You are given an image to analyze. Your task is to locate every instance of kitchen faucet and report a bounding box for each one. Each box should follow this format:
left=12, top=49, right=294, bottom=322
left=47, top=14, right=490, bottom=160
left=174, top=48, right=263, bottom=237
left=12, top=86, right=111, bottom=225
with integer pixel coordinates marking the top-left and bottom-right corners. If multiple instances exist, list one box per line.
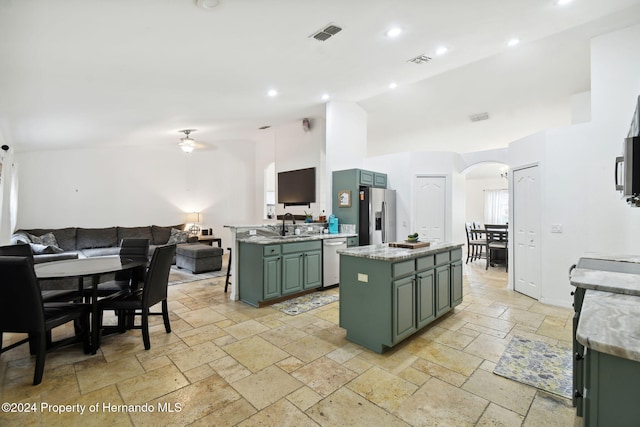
left=282, top=212, right=296, bottom=236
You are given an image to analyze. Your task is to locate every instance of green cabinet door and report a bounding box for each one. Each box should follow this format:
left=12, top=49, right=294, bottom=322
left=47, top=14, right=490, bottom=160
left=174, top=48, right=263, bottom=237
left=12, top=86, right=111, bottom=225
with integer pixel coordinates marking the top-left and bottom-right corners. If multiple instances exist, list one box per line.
left=282, top=253, right=304, bottom=295
left=359, top=170, right=375, bottom=186
left=393, top=275, right=416, bottom=343
left=303, top=250, right=322, bottom=289
left=451, top=260, right=463, bottom=307
left=373, top=172, right=387, bottom=188
left=435, top=265, right=451, bottom=317
left=417, top=269, right=436, bottom=328
left=263, top=256, right=281, bottom=299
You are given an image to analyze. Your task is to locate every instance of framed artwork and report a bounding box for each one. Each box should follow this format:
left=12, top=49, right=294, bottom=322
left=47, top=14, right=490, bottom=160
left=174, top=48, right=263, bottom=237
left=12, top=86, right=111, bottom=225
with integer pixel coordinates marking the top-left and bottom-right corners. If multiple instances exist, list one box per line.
left=338, top=190, right=351, bottom=207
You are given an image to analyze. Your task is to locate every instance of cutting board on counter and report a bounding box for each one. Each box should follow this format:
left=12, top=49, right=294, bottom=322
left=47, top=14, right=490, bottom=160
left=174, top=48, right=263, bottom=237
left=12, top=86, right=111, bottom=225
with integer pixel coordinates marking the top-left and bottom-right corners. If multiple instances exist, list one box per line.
left=389, top=241, right=431, bottom=249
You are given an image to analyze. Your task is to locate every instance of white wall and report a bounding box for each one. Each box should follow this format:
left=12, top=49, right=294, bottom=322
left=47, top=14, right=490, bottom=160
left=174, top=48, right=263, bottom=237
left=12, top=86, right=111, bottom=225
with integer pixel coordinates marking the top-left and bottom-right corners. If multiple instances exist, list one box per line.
left=14, top=142, right=256, bottom=246
left=273, top=110, right=327, bottom=219
left=465, top=176, right=508, bottom=225
left=326, top=101, right=368, bottom=214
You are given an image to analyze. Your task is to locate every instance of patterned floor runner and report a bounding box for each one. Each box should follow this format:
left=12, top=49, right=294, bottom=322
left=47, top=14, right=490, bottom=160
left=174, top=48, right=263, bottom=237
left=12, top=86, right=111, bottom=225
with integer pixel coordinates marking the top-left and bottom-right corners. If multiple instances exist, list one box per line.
left=271, top=292, right=339, bottom=315
left=493, top=336, right=572, bottom=398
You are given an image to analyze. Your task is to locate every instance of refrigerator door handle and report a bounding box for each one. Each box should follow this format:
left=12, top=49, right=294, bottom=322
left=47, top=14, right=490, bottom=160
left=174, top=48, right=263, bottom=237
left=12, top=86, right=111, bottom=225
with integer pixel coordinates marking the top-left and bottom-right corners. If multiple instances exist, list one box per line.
left=381, top=201, right=386, bottom=243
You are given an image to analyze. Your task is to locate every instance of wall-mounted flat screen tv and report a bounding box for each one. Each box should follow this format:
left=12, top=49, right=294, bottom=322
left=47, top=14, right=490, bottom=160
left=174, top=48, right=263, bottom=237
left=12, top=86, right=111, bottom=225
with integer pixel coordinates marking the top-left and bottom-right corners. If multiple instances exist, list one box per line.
left=278, top=167, right=316, bottom=207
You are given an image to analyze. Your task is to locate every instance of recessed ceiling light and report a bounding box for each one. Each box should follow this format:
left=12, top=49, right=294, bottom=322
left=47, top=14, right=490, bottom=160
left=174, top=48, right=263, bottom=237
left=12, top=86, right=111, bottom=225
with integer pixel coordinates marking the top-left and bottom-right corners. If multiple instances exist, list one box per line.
left=267, top=89, right=278, bottom=97
left=435, top=46, right=448, bottom=55
left=321, top=93, right=330, bottom=101
left=389, top=82, right=398, bottom=89
left=507, top=38, right=520, bottom=47
left=385, top=27, right=403, bottom=38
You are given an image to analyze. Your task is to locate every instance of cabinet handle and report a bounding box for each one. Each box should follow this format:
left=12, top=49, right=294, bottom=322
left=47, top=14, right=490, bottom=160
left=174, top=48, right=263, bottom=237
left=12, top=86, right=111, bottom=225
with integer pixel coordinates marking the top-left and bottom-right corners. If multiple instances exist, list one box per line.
left=574, top=390, right=583, bottom=399
left=575, top=352, right=583, bottom=361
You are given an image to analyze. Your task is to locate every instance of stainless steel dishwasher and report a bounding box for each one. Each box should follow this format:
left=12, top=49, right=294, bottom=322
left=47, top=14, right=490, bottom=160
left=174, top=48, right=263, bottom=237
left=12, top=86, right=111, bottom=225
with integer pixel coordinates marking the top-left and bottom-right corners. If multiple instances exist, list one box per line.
left=323, top=237, right=347, bottom=288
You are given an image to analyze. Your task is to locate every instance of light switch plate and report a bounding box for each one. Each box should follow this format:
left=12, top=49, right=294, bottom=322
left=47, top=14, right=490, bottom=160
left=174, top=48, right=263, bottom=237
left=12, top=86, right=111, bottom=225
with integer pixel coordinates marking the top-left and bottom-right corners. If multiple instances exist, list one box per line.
left=551, top=224, right=563, bottom=233
left=357, top=273, right=368, bottom=283
left=249, top=229, right=257, bottom=235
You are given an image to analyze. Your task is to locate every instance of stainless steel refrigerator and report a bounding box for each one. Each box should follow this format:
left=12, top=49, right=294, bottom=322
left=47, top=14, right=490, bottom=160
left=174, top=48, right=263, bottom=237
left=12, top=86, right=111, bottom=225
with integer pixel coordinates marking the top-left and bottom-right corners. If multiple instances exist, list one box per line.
left=358, top=187, right=396, bottom=245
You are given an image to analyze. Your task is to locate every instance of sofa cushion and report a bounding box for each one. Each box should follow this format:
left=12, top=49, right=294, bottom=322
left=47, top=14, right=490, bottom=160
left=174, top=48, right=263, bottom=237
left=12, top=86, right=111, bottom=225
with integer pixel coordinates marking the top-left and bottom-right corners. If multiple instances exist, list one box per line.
left=76, top=227, right=118, bottom=250
left=167, top=228, right=190, bottom=244
left=81, top=247, right=121, bottom=258
left=17, top=228, right=77, bottom=251
left=152, top=224, right=184, bottom=245
left=29, top=243, right=65, bottom=254
left=117, top=226, right=153, bottom=243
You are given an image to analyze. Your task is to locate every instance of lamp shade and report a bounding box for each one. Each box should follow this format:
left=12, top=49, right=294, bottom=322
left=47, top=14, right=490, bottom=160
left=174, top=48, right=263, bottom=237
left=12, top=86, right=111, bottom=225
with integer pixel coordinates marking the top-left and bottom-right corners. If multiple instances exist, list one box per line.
left=185, top=212, right=200, bottom=224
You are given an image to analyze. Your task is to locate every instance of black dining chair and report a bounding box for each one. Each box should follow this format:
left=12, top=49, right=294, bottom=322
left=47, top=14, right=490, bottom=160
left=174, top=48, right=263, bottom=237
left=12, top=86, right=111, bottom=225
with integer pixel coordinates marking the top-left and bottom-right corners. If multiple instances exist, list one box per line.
left=485, top=228, right=508, bottom=271
left=97, top=244, right=175, bottom=350
left=464, top=223, right=485, bottom=263
left=0, top=256, right=90, bottom=385
left=83, top=238, right=150, bottom=299
left=0, top=243, right=81, bottom=302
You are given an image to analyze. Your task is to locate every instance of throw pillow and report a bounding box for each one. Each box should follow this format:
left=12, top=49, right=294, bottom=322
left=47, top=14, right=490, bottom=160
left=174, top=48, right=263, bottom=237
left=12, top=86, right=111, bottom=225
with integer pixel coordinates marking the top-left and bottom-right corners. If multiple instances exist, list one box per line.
left=28, top=232, right=63, bottom=252
left=167, top=228, right=190, bottom=244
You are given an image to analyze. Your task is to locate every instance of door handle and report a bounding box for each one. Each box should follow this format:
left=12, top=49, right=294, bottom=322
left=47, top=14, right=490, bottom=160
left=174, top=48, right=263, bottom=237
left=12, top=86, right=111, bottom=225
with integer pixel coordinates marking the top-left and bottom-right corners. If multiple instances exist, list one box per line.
left=381, top=201, right=386, bottom=243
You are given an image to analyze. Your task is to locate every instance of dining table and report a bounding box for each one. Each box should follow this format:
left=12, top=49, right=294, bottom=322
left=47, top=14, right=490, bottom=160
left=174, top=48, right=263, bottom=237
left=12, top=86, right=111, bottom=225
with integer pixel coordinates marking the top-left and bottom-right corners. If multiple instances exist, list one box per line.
left=470, top=227, right=508, bottom=268
left=35, top=255, right=148, bottom=354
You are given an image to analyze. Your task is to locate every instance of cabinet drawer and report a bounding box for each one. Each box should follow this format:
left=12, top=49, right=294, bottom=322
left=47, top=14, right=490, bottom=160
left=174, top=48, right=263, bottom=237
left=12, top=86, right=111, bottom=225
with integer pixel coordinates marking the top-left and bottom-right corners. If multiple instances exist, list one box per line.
left=435, top=251, right=450, bottom=266
left=416, top=255, right=435, bottom=271
left=263, top=245, right=281, bottom=256
left=393, top=260, right=415, bottom=278
left=450, top=248, right=462, bottom=261
left=282, top=240, right=322, bottom=254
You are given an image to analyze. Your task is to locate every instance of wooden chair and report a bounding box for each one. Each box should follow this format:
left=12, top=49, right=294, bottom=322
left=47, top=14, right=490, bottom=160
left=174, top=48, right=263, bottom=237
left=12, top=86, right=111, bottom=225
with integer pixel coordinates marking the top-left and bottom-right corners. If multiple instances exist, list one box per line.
left=97, top=245, right=175, bottom=350
left=0, top=256, right=90, bottom=385
left=485, top=228, right=508, bottom=271
left=465, top=223, right=485, bottom=263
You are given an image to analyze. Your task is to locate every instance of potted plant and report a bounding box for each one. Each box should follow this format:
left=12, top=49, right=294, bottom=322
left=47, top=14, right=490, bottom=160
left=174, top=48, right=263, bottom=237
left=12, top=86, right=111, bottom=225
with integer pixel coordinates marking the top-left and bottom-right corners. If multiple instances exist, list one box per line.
left=304, top=210, right=313, bottom=223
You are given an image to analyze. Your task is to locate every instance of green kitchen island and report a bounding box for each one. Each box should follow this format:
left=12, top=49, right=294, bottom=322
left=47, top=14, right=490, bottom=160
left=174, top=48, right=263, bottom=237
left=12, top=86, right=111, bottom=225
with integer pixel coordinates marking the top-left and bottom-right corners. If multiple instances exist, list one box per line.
left=338, top=242, right=463, bottom=353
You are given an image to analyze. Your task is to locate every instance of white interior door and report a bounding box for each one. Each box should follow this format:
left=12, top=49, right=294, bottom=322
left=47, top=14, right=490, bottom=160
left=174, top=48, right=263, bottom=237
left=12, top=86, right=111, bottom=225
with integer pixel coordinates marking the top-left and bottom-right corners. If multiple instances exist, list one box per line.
left=414, top=176, right=446, bottom=243
left=513, top=165, right=541, bottom=300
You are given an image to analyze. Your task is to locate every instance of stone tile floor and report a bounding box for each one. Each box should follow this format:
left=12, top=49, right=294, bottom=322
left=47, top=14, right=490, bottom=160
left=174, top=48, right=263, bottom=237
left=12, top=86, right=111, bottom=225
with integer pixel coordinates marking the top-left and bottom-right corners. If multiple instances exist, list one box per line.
left=0, top=257, right=581, bottom=426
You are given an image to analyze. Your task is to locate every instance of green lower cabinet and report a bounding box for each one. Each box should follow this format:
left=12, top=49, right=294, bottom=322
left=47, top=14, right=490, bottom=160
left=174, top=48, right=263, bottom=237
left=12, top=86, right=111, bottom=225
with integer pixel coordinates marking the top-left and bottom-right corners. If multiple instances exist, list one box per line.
left=393, top=276, right=417, bottom=343
left=282, top=253, right=304, bottom=295
left=263, top=256, right=282, bottom=299
left=451, top=260, right=463, bottom=307
left=435, top=265, right=451, bottom=317
left=303, top=250, right=322, bottom=289
left=340, top=246, right=463, bottom=353
left=417, top=269, right=436, bottom=327
left=584, top=349, right=640, bottom=427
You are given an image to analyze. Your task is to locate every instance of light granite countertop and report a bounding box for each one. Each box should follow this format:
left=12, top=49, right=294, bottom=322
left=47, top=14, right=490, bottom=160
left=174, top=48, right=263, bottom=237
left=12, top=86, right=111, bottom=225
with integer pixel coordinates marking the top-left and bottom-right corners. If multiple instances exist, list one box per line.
left=237, top=233, right=357, bottom=245
left=577, top=289, right=640, bottom=362
left=570, top=269, right=640, bottom=296
left=337, top=242, right=463, bottom=262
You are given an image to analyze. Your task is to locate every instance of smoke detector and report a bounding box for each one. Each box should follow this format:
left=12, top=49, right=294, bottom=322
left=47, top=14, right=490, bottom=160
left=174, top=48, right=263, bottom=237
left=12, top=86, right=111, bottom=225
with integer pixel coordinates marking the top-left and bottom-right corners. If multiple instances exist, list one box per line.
left=196, top=0, right=220, bottom=9
left=310, top=23, right=343, bottom=42
left=469, top=112, right=490, bottom=122
left=407, top=54, right=432, bottom=65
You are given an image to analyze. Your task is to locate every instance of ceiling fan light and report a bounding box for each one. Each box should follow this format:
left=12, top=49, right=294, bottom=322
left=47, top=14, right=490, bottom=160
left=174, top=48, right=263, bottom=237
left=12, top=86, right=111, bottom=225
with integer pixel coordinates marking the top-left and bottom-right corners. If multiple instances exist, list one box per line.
left=180, top=143, right=195, bottom=153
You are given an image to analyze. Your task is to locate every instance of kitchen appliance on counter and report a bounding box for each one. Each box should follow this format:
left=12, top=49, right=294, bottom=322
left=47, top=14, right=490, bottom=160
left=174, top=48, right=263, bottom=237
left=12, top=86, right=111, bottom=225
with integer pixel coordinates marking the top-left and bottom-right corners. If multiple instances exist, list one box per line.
left=358, top=187, right=396, bottom=245
left=322, top=237, right=347, bottom=288
left=615, top=95, right=640, bottom=205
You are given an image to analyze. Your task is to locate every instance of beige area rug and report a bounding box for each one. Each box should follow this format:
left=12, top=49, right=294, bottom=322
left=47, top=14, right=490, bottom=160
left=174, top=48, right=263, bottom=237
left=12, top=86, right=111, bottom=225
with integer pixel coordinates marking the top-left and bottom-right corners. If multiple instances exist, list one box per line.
left=168, top=266, right=226, bottom=285
left=271, top=292, right=339, bottom=315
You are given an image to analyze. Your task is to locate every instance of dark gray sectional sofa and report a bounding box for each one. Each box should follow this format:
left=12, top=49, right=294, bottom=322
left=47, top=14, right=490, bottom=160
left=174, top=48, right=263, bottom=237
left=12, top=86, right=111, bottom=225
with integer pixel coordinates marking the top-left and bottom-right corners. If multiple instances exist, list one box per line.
left=11, top=224, right=197, bottom=264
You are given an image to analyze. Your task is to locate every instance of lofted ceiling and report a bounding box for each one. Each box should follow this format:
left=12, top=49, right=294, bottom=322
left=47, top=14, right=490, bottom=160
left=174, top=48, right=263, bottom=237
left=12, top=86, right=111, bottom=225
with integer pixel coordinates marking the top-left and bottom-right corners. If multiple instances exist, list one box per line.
left=1, top=0, right=640, bottom=154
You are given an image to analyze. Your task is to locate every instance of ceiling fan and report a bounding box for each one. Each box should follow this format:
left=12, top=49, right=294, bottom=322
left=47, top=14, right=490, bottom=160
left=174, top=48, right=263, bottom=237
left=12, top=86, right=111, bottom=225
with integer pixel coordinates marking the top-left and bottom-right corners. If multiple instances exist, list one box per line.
left=177, top=129, right=210, bottom=153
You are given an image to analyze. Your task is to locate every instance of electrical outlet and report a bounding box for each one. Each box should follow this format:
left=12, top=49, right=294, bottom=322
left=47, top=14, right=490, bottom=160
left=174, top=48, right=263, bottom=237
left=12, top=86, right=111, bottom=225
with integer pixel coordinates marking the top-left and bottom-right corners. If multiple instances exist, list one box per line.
left=551, top=224, right=563, bottom=233
left=307, top=227, right=313, bottom=232
left=357, top=273, right=368, bottom=283
left=249, top=229, right=257, bottom=235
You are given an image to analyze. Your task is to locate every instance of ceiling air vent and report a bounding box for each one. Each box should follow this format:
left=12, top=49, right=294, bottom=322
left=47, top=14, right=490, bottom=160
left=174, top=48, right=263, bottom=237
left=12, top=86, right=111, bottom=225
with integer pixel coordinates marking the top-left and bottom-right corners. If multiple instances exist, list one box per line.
left=407, top=54, right=432, bottom=64
left=469, top=112, right=490, bottom=122
left=310, top=24, right=342, bottom=42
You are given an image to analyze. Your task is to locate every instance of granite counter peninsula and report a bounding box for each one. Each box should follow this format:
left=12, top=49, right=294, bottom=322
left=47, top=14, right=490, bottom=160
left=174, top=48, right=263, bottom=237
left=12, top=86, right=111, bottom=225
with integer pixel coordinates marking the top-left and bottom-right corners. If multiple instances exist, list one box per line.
left=337, top=242, right=463, bottom=353
left=570, top=255, right=640, bottom=426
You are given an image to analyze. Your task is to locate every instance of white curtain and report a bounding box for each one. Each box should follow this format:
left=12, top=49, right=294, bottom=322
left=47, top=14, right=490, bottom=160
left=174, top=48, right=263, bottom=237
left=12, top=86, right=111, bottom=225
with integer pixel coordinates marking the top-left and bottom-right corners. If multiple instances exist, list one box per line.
left=0, top=148, right=17, bottom=245
left=484, top=189, right=508, bottom=225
